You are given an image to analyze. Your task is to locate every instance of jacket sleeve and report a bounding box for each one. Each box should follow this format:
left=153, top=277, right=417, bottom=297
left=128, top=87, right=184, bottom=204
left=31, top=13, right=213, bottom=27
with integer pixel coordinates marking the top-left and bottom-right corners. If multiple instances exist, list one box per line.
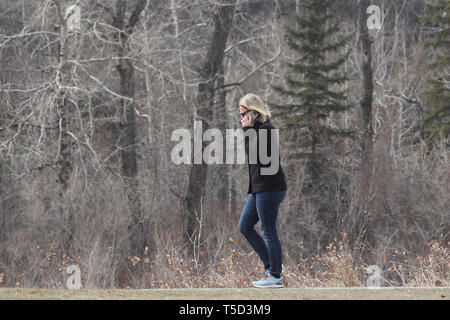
left=242, top=126, right=252, bottom=156
left=258, top=123, right=274, bottom=168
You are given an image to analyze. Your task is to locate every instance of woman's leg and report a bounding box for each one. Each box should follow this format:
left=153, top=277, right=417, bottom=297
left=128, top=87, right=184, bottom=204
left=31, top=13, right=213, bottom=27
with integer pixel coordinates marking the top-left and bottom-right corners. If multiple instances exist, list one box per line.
left=255, top=190, right=286, bottom=276
left=238, top=194, right=270, bottom=269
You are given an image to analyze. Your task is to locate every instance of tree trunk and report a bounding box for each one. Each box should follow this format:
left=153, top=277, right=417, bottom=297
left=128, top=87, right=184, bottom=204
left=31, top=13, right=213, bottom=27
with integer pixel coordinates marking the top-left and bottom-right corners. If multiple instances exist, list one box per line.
left=54, top=1, right=75, bottom=254
left=359, top=0, right=374, bottom=166
left=358, top=0, right=375, bottom=247
left=214, top=63, right=231, bottom=216
left=182, top=0, right=236, bottom=258
left=113, top=0, right=150, bottom=258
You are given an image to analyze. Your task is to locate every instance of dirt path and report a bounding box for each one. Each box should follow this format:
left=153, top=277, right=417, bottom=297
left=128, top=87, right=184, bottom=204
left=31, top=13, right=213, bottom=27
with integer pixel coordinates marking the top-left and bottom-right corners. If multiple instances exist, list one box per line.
left=1, top=287, right=449, bottom=300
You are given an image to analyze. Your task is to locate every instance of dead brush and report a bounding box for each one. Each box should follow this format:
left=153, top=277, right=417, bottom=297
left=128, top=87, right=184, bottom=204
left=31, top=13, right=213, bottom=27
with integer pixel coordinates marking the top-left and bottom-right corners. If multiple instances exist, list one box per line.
left=210, top=238, right=262, bottom=288
left=146, top=238, right=264, bottom=288
left=6, top=238, right=448, bottom=288
left=387, top=240, right=450, bottom=286
left=143, top=235, right=364, bottom=288
left=284, top=235, right=362, bottom=287
left=317, top=238, right=361, bottom=286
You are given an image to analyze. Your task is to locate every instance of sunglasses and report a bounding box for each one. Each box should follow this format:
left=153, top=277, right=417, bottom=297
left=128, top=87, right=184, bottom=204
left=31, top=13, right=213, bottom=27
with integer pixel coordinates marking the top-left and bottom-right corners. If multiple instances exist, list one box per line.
left=239, top=109, right=250, bottom=118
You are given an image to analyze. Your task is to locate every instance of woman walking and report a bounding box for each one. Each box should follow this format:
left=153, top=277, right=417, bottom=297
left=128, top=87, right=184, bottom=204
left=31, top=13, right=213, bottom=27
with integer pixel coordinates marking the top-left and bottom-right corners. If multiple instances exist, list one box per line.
left=238, top=93, right=288, bottom=288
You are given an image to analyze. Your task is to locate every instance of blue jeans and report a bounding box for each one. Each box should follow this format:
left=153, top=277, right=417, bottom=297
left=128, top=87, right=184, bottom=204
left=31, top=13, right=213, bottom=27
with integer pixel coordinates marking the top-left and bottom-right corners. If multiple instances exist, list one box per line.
left=238, top=190, right=286, bottom=275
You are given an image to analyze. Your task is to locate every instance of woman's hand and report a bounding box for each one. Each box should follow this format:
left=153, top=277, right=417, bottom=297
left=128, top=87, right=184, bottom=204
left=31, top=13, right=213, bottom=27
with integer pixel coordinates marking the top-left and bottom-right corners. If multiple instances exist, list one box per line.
left=241, top=113, right=255, bottom=127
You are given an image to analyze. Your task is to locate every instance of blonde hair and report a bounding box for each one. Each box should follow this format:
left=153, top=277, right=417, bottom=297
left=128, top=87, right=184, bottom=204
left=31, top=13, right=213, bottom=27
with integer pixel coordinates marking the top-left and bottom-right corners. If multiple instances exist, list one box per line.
left=239, top=93, right=272, bottom=123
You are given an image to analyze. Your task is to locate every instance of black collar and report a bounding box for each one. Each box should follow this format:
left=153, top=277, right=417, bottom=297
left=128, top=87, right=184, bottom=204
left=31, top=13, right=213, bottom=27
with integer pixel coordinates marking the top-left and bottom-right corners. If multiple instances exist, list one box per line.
left=254, top=118, right=270, bottom=129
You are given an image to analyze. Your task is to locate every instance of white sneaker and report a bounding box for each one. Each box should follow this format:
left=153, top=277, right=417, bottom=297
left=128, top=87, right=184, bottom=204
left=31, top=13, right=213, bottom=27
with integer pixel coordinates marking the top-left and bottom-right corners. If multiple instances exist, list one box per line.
left=252, top=274, right=283, bottom=289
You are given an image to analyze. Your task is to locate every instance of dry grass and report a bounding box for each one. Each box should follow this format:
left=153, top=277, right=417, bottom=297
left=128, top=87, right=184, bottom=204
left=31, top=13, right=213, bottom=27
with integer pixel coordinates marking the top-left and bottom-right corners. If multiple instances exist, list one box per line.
left=2, top=234, right=448, bottom=290
left=0, top=287, right=449, bottom=300
left=111, top=236, right=449, bottom=289
left=137, top=236, right=449, bottom=289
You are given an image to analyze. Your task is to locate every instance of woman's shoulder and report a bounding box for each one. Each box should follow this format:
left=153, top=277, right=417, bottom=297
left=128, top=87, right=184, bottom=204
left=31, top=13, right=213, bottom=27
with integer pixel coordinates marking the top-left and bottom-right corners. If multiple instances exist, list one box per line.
left=259, top=119, right=275, bottom=130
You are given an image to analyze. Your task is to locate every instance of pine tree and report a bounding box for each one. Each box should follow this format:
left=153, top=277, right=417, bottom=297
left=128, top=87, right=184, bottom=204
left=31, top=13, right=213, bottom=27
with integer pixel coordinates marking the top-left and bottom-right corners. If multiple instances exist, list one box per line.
left=271, top=0, right=354, bottom=191
left=421, top=0, right=450, bottom=145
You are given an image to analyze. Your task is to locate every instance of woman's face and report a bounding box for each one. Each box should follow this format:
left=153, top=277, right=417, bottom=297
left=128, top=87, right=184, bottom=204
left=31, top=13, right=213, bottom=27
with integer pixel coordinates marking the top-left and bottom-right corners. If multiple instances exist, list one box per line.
left=239, top=105, right=249, bottom=118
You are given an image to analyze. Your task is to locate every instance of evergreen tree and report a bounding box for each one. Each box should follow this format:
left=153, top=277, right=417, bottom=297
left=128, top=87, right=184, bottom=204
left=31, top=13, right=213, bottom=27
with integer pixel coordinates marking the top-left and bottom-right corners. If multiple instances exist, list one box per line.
left=421, top=0, right=450, bottom=145
left=271, top=0, right=354, bottom=191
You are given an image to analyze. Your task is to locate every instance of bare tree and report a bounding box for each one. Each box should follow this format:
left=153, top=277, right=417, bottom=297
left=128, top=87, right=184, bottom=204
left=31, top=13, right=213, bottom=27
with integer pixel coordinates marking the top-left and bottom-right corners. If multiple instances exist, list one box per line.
left=182, top=0, right=237, bottom=258
left=359, top=0, right=374, bottom=184
left=111, top=0, right=150, bottom=258
left=52, top=0, right=78, bottom=253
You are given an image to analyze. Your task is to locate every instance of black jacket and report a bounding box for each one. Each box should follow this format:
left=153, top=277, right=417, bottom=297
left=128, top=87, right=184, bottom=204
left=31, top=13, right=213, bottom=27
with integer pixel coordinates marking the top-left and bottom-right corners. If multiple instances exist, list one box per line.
left=242, top=118, right=288, bottom=194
